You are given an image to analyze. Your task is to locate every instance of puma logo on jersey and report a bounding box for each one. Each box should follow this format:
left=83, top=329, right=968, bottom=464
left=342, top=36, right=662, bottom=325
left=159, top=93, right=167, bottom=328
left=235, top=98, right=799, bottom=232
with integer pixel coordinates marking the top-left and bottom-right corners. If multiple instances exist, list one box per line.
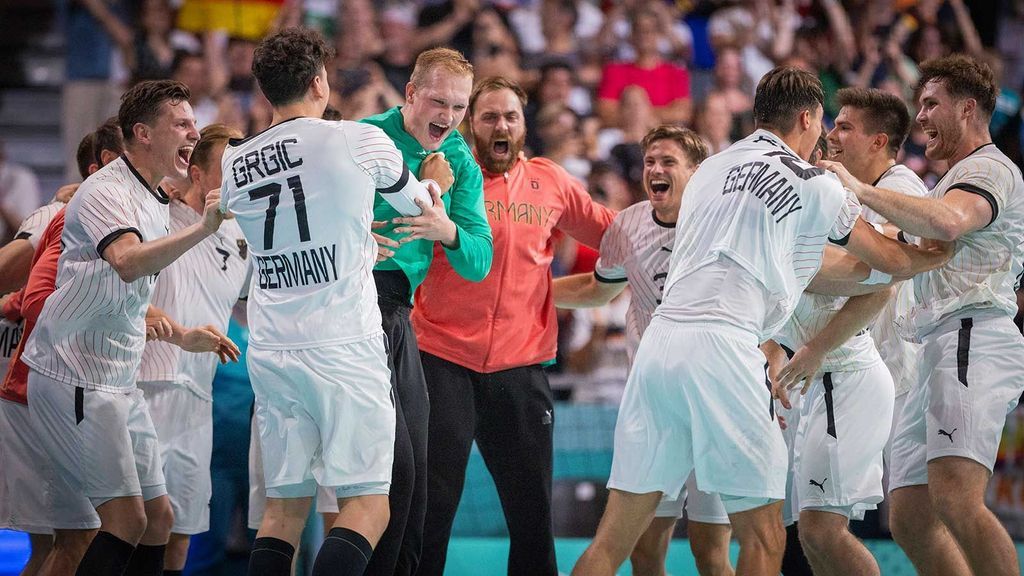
left=809, top=478, right=827, bottom=493
left=660, top=246, right=672, bottom=253
left=938, top=428, right=958, bottom=443
left=542, top=410, right=552, bottom=425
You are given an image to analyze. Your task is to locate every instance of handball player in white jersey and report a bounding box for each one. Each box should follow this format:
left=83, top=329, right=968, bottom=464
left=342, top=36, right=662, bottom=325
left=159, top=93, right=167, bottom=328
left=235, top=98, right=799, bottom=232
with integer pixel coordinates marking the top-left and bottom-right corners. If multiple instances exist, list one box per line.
left=822, top=54, right=1024, bottom=576
left=22, top=79, right=227, bottom=576
left=572, top=66, right=951, bottom=576
left=220, top=28, right=438, bottom=576
left=554, top=126, right=735, bottom=576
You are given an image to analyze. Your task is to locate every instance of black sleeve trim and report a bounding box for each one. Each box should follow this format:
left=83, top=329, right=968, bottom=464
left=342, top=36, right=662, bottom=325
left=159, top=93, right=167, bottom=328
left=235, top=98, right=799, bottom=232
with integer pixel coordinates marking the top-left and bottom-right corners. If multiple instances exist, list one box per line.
left=377, top=163, right=411, bottom=195
left=897, top=230, right=908, bottom=244
left=97, top=228, right=143, bottom=259
left=828, top=230, right=853, bottom=246
left=14, top=231, right=32, bottom=241
left=594, top=270, right=628, bottom=284
left=950, top=182, right=998, bottom=226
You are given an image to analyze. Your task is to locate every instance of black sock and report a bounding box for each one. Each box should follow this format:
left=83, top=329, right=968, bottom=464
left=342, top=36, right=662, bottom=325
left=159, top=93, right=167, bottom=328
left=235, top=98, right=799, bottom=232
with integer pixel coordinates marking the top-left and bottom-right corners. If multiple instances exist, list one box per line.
left=311, top=527, right=374, bottom=576
left=781, top=522, right=814, bottom=576
left=125, top=544, right=166, bottom=576
left=248, top=537, right=295, bottom=576
left=163, top=571, right=183, bottom=576
left=75, top=531, right=135, bottom=576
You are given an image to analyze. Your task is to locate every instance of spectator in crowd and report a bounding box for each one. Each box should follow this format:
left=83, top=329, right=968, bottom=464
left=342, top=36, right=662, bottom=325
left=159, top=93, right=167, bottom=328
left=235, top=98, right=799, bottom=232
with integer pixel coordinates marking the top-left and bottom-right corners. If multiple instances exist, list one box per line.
left=597, top=7, right=692, bottom=127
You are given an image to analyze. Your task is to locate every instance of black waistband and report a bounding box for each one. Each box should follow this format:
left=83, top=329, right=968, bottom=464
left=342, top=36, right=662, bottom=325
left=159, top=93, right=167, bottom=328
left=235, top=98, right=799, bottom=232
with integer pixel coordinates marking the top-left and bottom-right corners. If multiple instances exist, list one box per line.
left=374, top=269, right=412, bottom=310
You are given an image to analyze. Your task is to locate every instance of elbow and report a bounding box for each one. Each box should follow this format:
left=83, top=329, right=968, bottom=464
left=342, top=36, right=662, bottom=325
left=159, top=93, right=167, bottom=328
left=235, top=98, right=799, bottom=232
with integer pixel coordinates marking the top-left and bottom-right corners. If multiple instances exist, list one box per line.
left=931, top=215, right=966, bottom=243
left=110, top=258, right=144, bottom=284
left=466, top=263, right=491, bottom=283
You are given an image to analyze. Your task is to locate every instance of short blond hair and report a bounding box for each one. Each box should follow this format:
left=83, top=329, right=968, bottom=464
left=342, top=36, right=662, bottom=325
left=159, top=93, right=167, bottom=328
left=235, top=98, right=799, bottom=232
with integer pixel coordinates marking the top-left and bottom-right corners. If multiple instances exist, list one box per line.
left=190, top=123, right=244, bottom=174
left=410, top=48, right=474, bottom=87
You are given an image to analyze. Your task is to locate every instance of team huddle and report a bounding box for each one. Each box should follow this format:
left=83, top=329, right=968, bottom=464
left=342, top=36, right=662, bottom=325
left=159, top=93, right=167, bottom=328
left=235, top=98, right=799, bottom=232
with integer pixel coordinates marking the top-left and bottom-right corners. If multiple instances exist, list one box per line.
left=0, top=24, right=1021, bottom=576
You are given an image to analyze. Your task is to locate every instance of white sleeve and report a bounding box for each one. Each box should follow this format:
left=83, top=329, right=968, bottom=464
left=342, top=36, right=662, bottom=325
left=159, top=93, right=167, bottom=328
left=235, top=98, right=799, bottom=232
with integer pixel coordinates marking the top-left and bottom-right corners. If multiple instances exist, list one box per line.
left=827, top=189, right=862, bottom=246
left=594, top=217, right=628, bottom=283
left=15, top=202, right=63, bottom=249
left=348, top=122, right=431, bottom=217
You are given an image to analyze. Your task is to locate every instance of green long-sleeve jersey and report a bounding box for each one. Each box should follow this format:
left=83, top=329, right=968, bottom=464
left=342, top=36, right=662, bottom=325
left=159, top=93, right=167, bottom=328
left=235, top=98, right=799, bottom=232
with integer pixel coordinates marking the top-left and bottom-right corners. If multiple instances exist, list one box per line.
left=360, top=107, right=492, bottom=299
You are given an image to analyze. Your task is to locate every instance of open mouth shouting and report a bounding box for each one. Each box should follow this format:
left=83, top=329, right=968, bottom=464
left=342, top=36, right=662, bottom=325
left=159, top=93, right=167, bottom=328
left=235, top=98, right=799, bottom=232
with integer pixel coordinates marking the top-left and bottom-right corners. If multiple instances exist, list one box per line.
left=923, top=126, right=939, bottom=150
left=175, top=145, right=194, bottom=171
left=492, top=138, right=510, bottom=157
left=428, top=121, right=450, bottom=143
left=649, top=179, right=671, bottom=198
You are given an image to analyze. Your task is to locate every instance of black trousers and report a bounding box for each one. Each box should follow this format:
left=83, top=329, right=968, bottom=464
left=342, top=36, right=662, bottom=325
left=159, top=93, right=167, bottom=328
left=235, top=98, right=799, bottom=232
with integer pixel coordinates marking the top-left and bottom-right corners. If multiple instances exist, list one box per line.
left=417, top=352, right=556, bottom=576
left=365, top=274, right=429, bottom=576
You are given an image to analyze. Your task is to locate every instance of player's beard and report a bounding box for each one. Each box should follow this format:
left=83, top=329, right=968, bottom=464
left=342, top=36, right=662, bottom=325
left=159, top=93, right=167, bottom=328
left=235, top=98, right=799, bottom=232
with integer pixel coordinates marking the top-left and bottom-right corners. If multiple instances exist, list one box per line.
left=479, top=130, right=525, bottom=174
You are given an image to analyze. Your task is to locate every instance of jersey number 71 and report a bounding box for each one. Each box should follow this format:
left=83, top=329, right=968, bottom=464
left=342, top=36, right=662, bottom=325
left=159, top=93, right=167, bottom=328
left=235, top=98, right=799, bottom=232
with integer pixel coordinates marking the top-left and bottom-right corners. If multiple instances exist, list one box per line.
left=248, top=175, right=311, bottom=250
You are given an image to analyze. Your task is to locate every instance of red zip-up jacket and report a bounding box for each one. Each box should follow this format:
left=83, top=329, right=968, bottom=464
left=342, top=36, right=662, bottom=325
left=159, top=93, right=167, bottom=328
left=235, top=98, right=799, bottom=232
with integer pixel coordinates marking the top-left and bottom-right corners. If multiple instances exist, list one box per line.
left=411, top=156, right=615, bottom=373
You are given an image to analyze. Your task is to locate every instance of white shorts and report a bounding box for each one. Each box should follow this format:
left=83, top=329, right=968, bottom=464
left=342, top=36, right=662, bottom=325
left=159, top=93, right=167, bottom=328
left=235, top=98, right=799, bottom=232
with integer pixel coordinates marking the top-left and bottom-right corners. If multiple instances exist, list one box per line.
left=884, top=390, right=909, bottom=478
left=0, top=399, right=100, bottom=533
left=247, top=422, right=344, bottom=530
left=27, top=371, right=166, bottom=515
left=778, top=393, right=803, bottom=527
left=655, top=472, right=730, bottom=524
left=890, top=315, right=1024, bottom=491
left=141, top=382, right=213, bottom=535
left=794, top=363, right=893, bottom=516
left=248, top=339, right=394, bottom=501
left=608, top=321, right=787, bottom=504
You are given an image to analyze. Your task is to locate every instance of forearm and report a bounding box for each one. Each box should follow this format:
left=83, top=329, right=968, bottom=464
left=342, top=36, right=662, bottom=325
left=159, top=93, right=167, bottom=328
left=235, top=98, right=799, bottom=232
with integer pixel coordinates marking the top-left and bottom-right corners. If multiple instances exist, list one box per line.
left=554, top=273, right=624, bottom=308
left=858, top=184, right=959, bottom=240
left=806, top=277, right=890, bottom=297
left=110, top=223, right=210, bottom=283
left=806, top=287, right=894, bottom=356
left=444, top=227, right=492, bottom=282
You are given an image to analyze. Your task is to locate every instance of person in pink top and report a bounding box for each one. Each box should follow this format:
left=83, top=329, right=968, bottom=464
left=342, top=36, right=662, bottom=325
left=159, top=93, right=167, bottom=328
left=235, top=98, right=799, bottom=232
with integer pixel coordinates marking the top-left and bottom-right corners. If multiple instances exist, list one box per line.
left=411, top=76, right=615, bottom=576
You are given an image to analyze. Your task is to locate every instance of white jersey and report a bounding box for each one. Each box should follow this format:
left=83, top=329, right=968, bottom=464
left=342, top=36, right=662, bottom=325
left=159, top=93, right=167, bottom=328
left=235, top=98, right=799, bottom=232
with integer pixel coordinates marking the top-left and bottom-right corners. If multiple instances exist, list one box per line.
left=902, top=144, right=1024, bottom=340
left=221, top=118, right=416, bottom=349
left=13, top=202, right=65, bottom=249
left=0, top=202, right=66, bottom=380
left=593, top=201, right=675, bottom=362
left=23, top=157, right=170, bottom=393
left=655, top=129, right=862, bottom=342
left=865, top=165, right=927, bottom=394
left=137, top=200, right=250, bottom=400
left=775, top=292, right=882, bottom=372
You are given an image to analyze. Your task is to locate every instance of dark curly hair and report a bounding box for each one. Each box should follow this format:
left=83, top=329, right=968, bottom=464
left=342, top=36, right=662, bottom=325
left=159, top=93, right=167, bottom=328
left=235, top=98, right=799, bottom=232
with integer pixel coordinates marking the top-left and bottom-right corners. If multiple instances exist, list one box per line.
left=918, top=54, right=998, bottom=120
left=118, top=80, right=191, bottom=142
left=253, top=27, right=335, bottom=106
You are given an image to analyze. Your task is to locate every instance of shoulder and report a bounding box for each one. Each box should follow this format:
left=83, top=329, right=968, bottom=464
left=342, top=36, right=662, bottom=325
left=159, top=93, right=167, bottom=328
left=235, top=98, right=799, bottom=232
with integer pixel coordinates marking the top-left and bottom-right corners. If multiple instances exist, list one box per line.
left=359, top=107, right=399, bottom=129
left=879, top=165, right=928, bottom=197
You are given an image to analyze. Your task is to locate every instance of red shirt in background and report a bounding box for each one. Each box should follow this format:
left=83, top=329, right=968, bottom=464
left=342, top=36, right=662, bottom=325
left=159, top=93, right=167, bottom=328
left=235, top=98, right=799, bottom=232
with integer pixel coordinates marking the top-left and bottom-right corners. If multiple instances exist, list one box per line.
left=1, top=208, right=65, bottom=404
left=597, top=61, right=691, bottom=107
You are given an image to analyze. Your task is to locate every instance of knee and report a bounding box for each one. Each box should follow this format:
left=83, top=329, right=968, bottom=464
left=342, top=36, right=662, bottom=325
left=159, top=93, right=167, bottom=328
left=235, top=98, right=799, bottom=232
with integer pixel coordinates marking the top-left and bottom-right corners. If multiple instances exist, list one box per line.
left=736, top=522, right=785, bottom=557
left=691, top=540, right=732, bottom=575
left=797, top=519, right=838, bottom=558
left=146, top=497, right=176, bottom=538
left=629, top=539, right=666, bottom=576
left=930, top=491, right=984, bottom=533
left=54, top=529, right=99, bottom=560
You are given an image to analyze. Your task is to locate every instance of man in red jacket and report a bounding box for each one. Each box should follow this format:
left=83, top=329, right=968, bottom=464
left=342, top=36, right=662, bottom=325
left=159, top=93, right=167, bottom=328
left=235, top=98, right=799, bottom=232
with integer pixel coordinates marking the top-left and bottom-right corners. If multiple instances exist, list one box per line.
left=410, top=76, right=616, bottom=576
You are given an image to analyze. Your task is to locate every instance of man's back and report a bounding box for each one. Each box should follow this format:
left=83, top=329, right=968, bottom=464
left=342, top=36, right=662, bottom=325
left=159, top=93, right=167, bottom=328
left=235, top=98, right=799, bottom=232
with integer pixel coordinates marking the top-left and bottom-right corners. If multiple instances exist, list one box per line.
left=221, top=118, right=398, bottom=349
left=655, top=129, right=856, bottom=341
